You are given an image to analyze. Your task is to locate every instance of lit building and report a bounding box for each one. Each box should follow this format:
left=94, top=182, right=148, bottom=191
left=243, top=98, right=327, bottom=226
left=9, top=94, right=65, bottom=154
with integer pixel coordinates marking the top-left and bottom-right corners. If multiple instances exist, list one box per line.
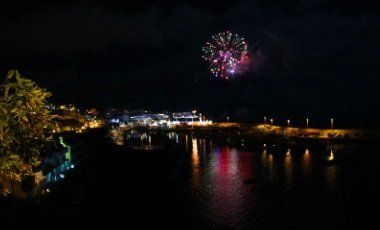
left=172, top=112, right=199, bottom=124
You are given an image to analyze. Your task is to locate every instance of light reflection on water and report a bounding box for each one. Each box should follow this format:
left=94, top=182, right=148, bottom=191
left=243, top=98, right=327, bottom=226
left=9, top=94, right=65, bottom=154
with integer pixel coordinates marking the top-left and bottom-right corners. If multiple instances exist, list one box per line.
left=112, top=130, right=375, bottom=227
left=302, top=148, right=311, bottom=178
left=191, top=138, right=200, bottom=185
left=171, top=132, right=340, bottom=226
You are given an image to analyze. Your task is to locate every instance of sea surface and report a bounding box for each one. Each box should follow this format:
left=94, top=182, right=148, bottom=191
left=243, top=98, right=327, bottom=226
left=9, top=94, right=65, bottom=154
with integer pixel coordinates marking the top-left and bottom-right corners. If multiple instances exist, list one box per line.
left=1, top=129, right=379, bottom=229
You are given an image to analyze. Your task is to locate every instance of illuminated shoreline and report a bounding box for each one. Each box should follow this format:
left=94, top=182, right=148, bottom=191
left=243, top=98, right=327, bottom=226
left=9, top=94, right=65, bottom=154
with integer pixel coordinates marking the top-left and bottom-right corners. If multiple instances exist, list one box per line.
left=113, top=122, right=380, bottom=140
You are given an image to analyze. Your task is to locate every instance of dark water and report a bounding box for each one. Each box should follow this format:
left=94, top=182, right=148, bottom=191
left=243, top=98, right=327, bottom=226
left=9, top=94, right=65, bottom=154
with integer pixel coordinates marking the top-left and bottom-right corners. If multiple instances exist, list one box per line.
left=115, top=130, right=379, bottom=229
left=1, top=129, right=379, bottom=229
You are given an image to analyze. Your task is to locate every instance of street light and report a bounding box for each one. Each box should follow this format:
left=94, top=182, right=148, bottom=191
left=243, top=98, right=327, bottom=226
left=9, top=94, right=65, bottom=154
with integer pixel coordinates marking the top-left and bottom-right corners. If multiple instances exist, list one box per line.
left=287, top=119, right=290, bottom=127
left=306, top=118, right=309, bottom=129
left=270, top=118, right=273, bottom=125
left=331, top=118, right=334, bottom=130
left=227, top=116, right=230, bottom=122
left=264, top=116, right=267, bottom=124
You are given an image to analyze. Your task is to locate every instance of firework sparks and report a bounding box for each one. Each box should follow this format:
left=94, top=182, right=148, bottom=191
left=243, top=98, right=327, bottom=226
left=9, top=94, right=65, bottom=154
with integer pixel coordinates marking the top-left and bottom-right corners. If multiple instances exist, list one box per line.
left=202, top=31, right=248, bottom=79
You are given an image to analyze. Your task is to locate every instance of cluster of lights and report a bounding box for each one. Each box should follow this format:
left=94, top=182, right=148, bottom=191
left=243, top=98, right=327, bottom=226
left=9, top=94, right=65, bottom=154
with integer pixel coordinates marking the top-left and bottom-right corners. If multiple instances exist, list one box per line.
left=52, top=118, right=103, bottom=134
left=75, top=120, right=102, bottom=133
left=58, top=104, right=78, bottom=112
left=263, top=116, right=335, bottom=129
left=202, top=31, right=248, bottom=79
left=167, top=120, right=213, bottom=127
left=109, top=111, right=213, bottom=128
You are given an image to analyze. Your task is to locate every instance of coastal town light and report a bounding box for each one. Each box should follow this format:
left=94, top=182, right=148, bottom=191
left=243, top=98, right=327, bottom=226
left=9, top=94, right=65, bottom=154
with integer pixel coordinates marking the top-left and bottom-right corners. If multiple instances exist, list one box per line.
left=287, top=119, right=290, bottom=127
left=306, top=118, right=309, bottom=129
left=270, top=118, right=273, bottom=125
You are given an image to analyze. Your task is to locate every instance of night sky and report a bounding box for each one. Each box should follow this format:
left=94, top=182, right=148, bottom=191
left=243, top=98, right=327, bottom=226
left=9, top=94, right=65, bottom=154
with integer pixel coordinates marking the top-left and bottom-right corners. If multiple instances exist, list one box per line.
left=1, top=0, right=379, bottom=127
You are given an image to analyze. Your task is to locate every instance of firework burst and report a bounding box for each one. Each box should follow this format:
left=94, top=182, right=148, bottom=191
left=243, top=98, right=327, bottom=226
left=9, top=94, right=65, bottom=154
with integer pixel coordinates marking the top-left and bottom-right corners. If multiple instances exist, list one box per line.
left=202, top=31, right=248, bottom=79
